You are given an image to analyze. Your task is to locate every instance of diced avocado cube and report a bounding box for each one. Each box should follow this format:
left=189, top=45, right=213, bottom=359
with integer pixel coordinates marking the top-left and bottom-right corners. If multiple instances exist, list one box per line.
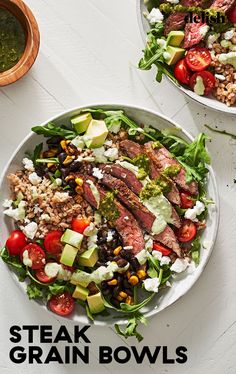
left=60, top=244, right=79, bottom=267
left=165, top=46, right=185, bottom=65
left=78, top=247, right=98, bottom=267
left=167, top=31, right=185, bottom=47
left=70, top=270, right=91, bottom=287
left=72, top=285, right=89, bottom=301
left=61, top=229, right=83, bottom=250
left=84, top=119, right=108, bottom=148
left=71, top=113, right=93, bottom=134
left=87, top=292, right=105, bottom=314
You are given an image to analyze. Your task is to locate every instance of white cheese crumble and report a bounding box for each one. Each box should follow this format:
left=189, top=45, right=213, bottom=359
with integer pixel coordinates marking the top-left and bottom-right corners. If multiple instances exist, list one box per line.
left=146, top=8, right=164, bottom=24
left=30, top=186, right=38, bottom=199
left=23, top=221, right=38, bottom=239
left=106, top=230, right=114, bottom=242
left=184, top=200, right=205, bottom=222
left=92, top=147, right=107, bottom=163
left=193, top=76, right=205, bottom=96
left=92, top=167, right=104, bottom=180
left=206, top=33, right=220, bottom=49
left=215, top=74, right=226, bottom=81
left=123, top=245, right=133, bottom=250
left=83, top=223, right=97, bottom=237
left=152, top=250, right=162, bottom=261
left=87, top=233, right=98, bottom=250
left=22, top=250, right=32, bottom=267
left=135, top=249, right=148, bottom=265
left=124, top=216, right=129, bottom=221
left=199, top=25, right=209, bottom=37
left=160, top=256, right=171, bottom=266
left=4, top=200, right=26, bottom=221
left=143, top=277, right=160, bottom=293
left=163, top=51, right=171, bottom=60
left=41, top=214, right=50, bottom=222
left=57, top=266, right=72, bottom=281
left=33, top=205, right=43, bottom=214
left=103, top=147, right=119, bottom=161
left=22, top=158, right=35, bottom=171
left=104, top=140, right=113, bottom=146
left=156, top=38, right=167, bottom=48
left=144, top=234, right=153, bottom=252
left=2, top=199, right=13, bottom=208
left=224, top=29, right=234, bottom=40
left=44, top=263, right=61, bottom=278
left=28, top=172, right=42, bottom=186
left=170, top=258, right=189, bottom=273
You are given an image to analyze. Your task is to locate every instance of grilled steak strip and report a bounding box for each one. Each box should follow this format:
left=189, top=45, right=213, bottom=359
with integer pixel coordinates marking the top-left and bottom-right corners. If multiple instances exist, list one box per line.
left=82, top=175, right=145, bottom=255
left=154, top=226, right=181, bottom=256
left=211, top=0, right=235, bottom=11
left=164, top=12, right=187, bottom=37
left=143, top=141, right=198, bottom=195
left=119, top=139, right=181, bottom=205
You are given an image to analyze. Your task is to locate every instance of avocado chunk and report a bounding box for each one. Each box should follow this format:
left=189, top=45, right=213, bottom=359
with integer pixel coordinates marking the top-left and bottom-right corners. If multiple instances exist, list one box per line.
left=78, top=247, right=98, bottom=267
left=60, top=244, right=79, bottom=267
left=70, top=270, right=91, bottom=287
left=72, top=285, right=89, bottom=301
left=167, top=31, right=185, bottom=47
left=84, top=119, right=108, bottom=148
left=61, top=229, right=83, bottom=250
left=87, top=292, right=105, bottom=314
left=165, top=46, right=185, bottom=65
left=71, top=113, right=92, bottom=134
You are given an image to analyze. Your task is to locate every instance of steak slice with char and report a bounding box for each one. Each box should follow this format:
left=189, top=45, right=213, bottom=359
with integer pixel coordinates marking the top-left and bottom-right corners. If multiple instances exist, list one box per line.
left=82, top=175, right=145, bottom=255
left=154, top=226, right=181, bottom=256
left=164, top=12, right=187, bottom=37
left=120, top=139, right=181, bottom=206
left=144, top=141, right=198, bottom=195
left=211, top=0, right=235, bottom=11
left=183, top=21, right=207, bottom=49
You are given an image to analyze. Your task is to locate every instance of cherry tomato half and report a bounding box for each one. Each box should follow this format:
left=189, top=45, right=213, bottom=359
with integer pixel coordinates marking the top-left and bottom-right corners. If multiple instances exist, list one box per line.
left=44, top=230, right=63, bottom=254
left=20, top=243, right=46, bottom=270
left=228, top=4, right=236, bottom=23
left=185, top=47, right=211, bottom=71
left=190, top=71, right=215, bottom=96
left=6, top=230, right=27, bottom=256
left=35, top=268, right=56, bottom=283
left=176, top=219, right=197, bottom=242
left=71, top=217, right=90, bottom=234
left=153, top=243, right=172, bottom=256
left=48, top=292, right=75, bottom=316
left=174, top=59, right=191, bottom=85
left=180, top=192, right=195, bottom=209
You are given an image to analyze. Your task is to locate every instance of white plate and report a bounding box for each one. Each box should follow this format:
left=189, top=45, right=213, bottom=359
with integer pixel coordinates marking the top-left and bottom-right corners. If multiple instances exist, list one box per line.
left=0, top=104, right=219, bottom=325
left=137, top=0, right=236, bottom=115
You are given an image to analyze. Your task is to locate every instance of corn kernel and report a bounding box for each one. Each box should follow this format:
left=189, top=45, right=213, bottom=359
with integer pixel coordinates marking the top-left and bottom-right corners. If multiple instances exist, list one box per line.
left=75, top=177, right=83, bottom=186
left=60, top=140, right=70, bottom=151
left=63, top=155, right=74, bottom=165
left=125, top=296, right=133, bottom=305
left=137, top=269, right=146, bottom=280
left=47, top=162, right=55, bottom=169
left=107, top=279, right=118, bottom=286
left=75, top=185, right=83, bottom=194
left=117, top=296, right=123, bottom=302
left=128, top=275, right=139, bottom=286
left=65, top=175, right=75, bottom=182
left=113, top=246, right=122, bottom=256
left=126, top=271, right=131, bottom=279
left=43, top=148, right=58, bottom=158
left=119, top=291, right=127, bottom=299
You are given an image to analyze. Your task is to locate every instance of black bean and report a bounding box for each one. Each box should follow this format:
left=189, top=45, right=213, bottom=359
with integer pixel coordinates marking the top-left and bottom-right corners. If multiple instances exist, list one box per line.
left=68, top=179, right=76, bottom=189
left=60, top=168, right=70, bottom=179
left=102, top=288, right=111, bottom=296
left=117, top=258, right=128, bottom=268
left=123, top=279, right=131, bottom=289
left=68, top=161, right=80, bottom=172
left=46, top=136, right=63, bottom=145
left=130, top=258, right=139, bottom=271
left=96, top=261, right=106, bottom=267
left=101, top=281, right=108, bottom=289
left=120, top=249, right=132, bottom=260
left=113, top=255, right=121, bottom=262
left=125, top=288, right=133, bottom=296
left=110, top=297, right=120, bottom=308
left=113, top=286, right=121, bottom=296
left=107, top=255, right=114, bottom=262
left=58, top=152, right=67, bottom=165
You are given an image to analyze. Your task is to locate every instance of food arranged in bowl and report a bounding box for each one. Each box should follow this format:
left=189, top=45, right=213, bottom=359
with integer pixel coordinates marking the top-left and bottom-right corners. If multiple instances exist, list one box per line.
left=1, top=107, right=213, bottom=340
left=139, top=0, right=236, bottom=107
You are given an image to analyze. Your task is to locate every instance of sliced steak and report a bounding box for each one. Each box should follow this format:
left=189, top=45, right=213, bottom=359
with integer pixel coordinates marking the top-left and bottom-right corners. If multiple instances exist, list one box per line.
left=183, top=21, right=207, bottom=49
left=164, top=12, right=187, bottom=37
left=154, top=226, right=181, bottom=257
left=143, top=142, right=198, bottom=195
left=99, top=164, right=143, bottom=195
left=120, top=139, right=181, bottom=205
left=82, top=175, right=145, bottom=255
left=211, top=0, right=235, bottom=11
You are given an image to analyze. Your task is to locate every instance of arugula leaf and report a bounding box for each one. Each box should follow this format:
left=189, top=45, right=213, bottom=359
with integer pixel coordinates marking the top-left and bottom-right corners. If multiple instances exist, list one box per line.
left=0, top=247, right=27, bottom=282
left=191, top=235, right=201, bottom=265
left=119, top=292, right=155, bottom=313
left=32, top=122, right=76, bottom=139
left=115, top=312, right=147, bottom=342
left=27, top=282, right=44, bottom=299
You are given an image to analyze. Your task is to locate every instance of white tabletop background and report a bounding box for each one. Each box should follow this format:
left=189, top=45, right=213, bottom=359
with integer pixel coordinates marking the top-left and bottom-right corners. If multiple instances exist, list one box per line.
left=0, top=1, right=235, bottom=373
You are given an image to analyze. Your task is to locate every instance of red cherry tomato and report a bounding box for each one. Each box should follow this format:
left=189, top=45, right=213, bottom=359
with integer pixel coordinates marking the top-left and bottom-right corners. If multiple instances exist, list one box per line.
left=174, top=59, right=191, bottom=85
left=153, top=243, right=172, bottom=256
left=20, top=243, right=46, bottom=270
left=44, top=231, right=63, bottom=254
left=6, top=230, right=27, bottom=256
left=71, top=217, right=90, bottom=234
left=35, top=268, right=56, bottom=283
left=176, top=219, right=197, bottom=242
left=180, top=192, right=195, bottom=209
left=185, top=47, right=211, bottom=71
left=228, top=4, right=236, bottom=23
left=190, top=71, right=215, bottom=96
left=48, top=292, right=75, bottom=316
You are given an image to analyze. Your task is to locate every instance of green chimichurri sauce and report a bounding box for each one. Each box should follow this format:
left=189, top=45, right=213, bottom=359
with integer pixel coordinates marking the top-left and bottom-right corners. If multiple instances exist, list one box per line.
left=99, top=191, right=120, bottom=222
left=0, top=8, right=26, bottom=73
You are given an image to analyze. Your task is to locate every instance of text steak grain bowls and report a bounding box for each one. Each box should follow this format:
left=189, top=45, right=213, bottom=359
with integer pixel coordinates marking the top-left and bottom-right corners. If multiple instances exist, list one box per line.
left=138, top=0, right=236, bottom=113
left=0, top=105, right=218, bottom=341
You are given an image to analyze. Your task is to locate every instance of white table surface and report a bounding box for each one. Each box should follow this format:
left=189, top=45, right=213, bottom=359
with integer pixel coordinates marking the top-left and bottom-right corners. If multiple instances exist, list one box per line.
left=0, top=1, right=236, bottom=373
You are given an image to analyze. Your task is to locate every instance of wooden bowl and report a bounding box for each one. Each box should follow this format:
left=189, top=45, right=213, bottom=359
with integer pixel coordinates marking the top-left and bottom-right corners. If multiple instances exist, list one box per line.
left=0, top=0, right=40, bottom=86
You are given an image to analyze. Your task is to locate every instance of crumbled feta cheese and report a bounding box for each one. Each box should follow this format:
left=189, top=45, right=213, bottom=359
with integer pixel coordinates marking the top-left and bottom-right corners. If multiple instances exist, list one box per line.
left=2, top=199, right=13, bottom=208
left=23, top=221, right=38, bottom=239
left=45, top=263, right=61, bottom=278
left=92, top=167, right=104, bottom=180
left=22, top=250, right=32, bottom=267
left=123, top=246, right=133, bottom=250
left=124, top=216, right=129, bottom=221
left=206, top=33, right=220, bottom=49
left=57, top=266, right=72, bottom=281
left=106, top=230, right=114, bottom=242
left=22, top=158, right=35, bottom=171
left=104, top=140, right=113, bottom=146
left=135, top=249, right=149, bottom=265
left=199, top=25, right=209, bottom=37
left=28, top=172, right=42, bottom=186
left=24, top=218, right=30, bottom=224
left=30, top=186, right=38, bottom=199
left=146, top=8, right=163, bottom=24
left=33, top=205, right=43, bottom=214
left=41, top=214, right=50, bottom=222
left=224, top=29, right=234, bottom=40
left=87, top=233, right=98, bottom=250
left=170, top=258, right=189, bottom=273
left=83, top=223, right=97, bottom=237
left=92, top=147, right=107, bottom=163
left=215, top=74, right=226, bottom=81
left=160, top=256, right=171, bottom=266
left=184, top=200, right=205, bottom=222
left=109, top=122, right=121, bottom=134
left=103, top=147, right=119, bottom=161
left=143, top=277, right=160, bottom=293
left=152, top=250, right=162, bottom=261
left=144, top=234, right=153, bottom=252
left=4, top=200, right=26, bottom=221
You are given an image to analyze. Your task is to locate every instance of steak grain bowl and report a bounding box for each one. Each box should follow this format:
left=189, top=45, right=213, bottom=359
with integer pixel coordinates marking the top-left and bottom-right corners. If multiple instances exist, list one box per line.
left=0, top=104, right=219, bottom=340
